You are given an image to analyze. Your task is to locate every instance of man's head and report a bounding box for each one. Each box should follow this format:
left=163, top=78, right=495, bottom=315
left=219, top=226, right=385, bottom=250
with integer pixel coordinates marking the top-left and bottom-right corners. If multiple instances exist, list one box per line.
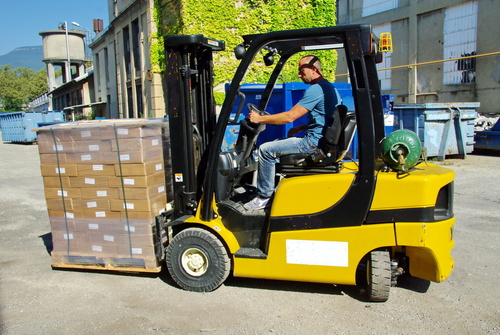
left=298, top=55, right=323, bottom=84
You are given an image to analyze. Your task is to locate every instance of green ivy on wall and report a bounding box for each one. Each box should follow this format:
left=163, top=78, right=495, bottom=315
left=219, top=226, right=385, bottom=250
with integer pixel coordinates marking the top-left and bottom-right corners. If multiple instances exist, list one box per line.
left=152, top=0, right=337, bottom=97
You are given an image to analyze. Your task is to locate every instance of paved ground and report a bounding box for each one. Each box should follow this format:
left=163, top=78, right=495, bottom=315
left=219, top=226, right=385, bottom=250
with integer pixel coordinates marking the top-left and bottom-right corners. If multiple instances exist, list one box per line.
left=0, top=137, right=498, bottom=334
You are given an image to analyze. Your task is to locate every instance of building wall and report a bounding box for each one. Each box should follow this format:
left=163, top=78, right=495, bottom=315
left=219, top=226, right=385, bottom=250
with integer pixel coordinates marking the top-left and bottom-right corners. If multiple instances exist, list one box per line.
left=336, top=0, right=500, bottom=114
left=91, top=0, right=164, bottom=119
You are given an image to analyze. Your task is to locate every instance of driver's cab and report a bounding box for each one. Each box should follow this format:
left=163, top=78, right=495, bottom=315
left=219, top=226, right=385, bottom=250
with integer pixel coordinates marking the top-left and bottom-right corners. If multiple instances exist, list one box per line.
left=209, top=27, right=381, bottom=251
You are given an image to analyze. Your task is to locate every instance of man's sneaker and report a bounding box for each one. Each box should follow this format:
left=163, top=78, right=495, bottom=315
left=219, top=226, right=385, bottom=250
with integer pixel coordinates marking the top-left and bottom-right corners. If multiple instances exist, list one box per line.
left=243, top=196, right=270, bottom=210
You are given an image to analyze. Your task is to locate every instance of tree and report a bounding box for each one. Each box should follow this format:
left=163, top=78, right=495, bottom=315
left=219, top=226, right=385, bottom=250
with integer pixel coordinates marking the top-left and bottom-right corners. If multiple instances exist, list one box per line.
left=0, top=65, right=48, bottom=112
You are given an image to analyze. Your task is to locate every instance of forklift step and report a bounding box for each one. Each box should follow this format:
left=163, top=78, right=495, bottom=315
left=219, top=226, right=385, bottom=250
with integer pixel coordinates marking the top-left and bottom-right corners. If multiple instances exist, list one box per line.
left=234, top=248, right=268, bottom=259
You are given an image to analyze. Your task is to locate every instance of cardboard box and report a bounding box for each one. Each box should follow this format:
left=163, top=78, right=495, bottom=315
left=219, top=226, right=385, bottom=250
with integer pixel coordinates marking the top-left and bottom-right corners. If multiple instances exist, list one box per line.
left=43, top=176, right=70, bottom=189
left=113, top=148, right=163, bottom=164
left=115, top=244, right=156, bottom=258
left=110, top=194, right=166, bottom=213
left=100, top=123, right=163, bottom=140
left=40, top=164, right=78, bottom=177
left=114, top=161, right=164, bottom=176
left=44, top=187, right=82, bottom=199
left=49, top=217, right=76, bottom=232
left=37, top=140, right=75, bottom=154
left=46, top=198, right=74, bottom=211
left=77, top=164, right=115, bottom=176
left=40, top=153, right=67, bottom=165
left=118, top=183, right=166, bottom=200
left=111, top=136, right=163, bottom=152
left=108, top=173, right=165, bottom=188
left=74, top=199, right=110, bottom=211
left=48, top=209, right=85, bottom=220
left=69, top=176, right=108, bottom=188
left=74, top=218, right=116, bottom=233
left=73, top=140, right=112, bottom=153
left=80, top=187, right=120, bottom=200
left=82, top=209, right=121, bottom=220
left=78, top=242, right=116, bottom=256
left=66, top=152, right=105, bottom=164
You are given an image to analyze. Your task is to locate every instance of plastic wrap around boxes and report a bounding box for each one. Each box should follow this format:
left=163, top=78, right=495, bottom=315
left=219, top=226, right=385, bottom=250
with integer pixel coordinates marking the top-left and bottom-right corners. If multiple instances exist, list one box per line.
left=37, top=119, right=172, bottom=273
left=0, top=111, right=65, bottom=143
left=393, top=103, right=479, bottom=160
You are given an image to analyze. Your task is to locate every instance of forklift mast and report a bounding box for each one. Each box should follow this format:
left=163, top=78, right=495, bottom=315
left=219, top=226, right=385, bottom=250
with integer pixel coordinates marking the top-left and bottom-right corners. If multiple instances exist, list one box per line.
left=164, top=35, right=225, bottom=218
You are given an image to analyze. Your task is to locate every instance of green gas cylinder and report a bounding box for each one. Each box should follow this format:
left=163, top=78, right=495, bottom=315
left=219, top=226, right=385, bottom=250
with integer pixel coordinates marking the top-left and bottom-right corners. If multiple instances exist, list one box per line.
left=381, top=129, right=422, bottom=171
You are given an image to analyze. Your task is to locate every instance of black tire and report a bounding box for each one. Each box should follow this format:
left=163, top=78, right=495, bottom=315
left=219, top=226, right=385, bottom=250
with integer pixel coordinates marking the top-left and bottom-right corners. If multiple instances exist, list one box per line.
left=366, top=250, right=391, bottom=302
left=166, top=228, right=230, bottom=292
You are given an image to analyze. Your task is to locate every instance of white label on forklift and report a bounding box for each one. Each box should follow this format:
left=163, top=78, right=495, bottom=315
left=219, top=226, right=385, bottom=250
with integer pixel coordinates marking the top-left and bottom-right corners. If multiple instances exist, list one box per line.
left=93, top=165, right=103, bottom=171
left=175, top=173, right=183, bottom=182
left=81, top=130, right=91, bottom=138
left=56, top=167, right=66, bottom=174
left=96, top=190, right=107, bottom=197
left=155, top=164, right=162, bottom=171
left=85, top=178, right=95, bottom=185
left=81, top=154, right=91, bottom=161
left=118, top=128, right=129, bottom=135
left=286, top=240, right=348, bottom=267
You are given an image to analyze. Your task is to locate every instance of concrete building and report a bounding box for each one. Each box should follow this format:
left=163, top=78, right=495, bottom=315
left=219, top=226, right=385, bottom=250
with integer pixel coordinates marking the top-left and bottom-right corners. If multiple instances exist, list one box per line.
left=39, top=25, right=97, bottom=118
left=90, top=0, right=164, bottom=119
left=336, top=0, right=500, bottom=114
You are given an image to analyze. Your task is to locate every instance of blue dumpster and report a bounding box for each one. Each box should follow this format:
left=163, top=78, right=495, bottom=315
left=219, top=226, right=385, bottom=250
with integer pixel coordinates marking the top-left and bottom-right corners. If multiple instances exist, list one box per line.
left=393, top=103, right=479, bottom=160
left=0, top=111, right=65, bottom=143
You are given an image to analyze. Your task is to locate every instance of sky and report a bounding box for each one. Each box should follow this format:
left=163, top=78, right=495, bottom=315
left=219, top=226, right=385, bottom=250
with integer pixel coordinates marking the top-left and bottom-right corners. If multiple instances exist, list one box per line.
left=0, top=0, right=109, bottom=56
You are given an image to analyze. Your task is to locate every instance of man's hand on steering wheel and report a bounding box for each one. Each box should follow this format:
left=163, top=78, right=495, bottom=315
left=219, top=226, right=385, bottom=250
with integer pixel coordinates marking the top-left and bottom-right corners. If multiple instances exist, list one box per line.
left=247, top=103, right=269, bottom=124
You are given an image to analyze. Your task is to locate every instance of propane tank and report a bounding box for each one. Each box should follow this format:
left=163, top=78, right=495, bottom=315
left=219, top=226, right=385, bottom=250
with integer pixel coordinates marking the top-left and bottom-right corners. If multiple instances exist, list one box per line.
left=381, top=129, right=422, bottom=171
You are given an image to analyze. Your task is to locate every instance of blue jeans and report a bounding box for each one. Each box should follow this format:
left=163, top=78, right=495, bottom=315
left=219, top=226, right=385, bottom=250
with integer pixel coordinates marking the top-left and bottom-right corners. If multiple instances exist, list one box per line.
left=257, top=136, right=317, bottom=197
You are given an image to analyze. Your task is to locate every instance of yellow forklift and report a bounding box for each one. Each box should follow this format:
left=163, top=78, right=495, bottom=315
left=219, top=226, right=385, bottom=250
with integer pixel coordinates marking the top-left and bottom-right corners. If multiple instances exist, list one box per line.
left=158, top=25, right=455, bottom=302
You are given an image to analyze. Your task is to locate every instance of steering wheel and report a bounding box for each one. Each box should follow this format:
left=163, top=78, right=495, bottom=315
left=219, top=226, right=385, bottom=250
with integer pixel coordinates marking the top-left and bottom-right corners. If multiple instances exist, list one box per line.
left=247, top=103, right=270, bottom=118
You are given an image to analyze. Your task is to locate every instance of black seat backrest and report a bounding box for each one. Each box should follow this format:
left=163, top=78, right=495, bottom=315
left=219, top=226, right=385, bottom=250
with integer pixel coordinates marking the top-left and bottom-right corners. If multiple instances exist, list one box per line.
left=317, top=104, right=355, bottom=162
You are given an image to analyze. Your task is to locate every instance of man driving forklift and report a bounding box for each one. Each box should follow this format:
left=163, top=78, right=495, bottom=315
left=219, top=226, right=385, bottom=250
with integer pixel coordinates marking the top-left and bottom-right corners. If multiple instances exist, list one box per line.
left=244, top=54, right=338, bottom=209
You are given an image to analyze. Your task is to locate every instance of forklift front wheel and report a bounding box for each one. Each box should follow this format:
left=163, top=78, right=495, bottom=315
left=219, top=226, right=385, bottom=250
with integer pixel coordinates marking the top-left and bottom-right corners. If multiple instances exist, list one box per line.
left=366, top=250, right=391, bottom=302
left=166, top=228, right=231, bottom=292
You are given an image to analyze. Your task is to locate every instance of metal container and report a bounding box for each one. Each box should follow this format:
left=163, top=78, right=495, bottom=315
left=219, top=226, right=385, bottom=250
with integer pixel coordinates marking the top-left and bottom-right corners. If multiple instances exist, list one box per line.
left=0, top=111, right=65, bottom=143
left=393, top=103, right=479, bottom=159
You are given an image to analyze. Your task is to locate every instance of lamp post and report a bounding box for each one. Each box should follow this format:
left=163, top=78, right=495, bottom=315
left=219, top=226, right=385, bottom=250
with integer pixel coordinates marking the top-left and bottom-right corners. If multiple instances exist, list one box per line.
left=64, top=21, right=71, bottom=83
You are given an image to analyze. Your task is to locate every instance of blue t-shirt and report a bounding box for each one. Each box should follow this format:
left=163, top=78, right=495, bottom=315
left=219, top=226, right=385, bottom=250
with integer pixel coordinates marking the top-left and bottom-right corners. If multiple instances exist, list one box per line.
left=297, top=79, right=337, bottom=146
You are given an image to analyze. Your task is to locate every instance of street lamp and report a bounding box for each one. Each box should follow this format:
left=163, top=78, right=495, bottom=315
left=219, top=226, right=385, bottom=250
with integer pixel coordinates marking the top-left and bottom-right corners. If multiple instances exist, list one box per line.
left=64, top=21, right=71, bottom=83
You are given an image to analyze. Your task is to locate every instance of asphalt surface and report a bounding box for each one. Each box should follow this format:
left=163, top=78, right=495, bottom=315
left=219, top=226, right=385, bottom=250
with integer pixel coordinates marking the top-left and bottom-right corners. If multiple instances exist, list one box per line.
left=0, top=136, right=499, bottom=334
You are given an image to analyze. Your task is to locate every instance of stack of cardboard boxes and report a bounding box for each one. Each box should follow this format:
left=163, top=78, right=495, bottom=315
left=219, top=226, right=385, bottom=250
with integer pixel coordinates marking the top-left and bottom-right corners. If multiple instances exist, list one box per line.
left=37, top=119, right=171, bottom=272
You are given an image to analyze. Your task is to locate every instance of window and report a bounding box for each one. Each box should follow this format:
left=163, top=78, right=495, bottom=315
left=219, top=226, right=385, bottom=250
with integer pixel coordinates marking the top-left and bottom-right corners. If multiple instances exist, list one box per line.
left=373, top=24, right=392, bottom=90
left=123, top=26, right=131, bottom=76
left=443, top=1, right=478, bottom=84
left=363, top=0, right=398, bottom=17
left=132, top=19, right=141, bottom=72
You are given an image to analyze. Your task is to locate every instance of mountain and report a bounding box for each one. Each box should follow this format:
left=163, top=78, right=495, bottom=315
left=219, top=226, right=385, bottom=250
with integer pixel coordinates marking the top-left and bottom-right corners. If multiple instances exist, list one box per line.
left=0, top=46, right=44, bottom=71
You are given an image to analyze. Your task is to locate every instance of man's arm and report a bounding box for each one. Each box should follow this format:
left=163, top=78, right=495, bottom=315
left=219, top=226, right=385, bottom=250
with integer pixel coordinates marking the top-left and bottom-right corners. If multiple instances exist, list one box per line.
left=249, top=104, right=309, bottom=125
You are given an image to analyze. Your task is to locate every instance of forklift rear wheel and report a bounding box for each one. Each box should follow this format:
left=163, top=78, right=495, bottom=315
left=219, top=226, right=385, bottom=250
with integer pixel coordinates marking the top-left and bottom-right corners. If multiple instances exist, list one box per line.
left=366, top=250, right=391, bottom=302
left=166, top=228, right=230, bottom=292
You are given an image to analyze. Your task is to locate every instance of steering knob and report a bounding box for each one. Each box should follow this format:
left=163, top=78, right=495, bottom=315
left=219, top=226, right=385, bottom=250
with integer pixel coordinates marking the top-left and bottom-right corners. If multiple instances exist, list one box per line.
left=247, top=103, right=269, bottom=116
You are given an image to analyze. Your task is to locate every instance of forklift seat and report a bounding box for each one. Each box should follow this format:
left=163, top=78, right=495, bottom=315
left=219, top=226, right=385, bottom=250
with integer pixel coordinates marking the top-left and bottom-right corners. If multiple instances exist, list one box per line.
left=277, top=105, right=356, bottom=175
